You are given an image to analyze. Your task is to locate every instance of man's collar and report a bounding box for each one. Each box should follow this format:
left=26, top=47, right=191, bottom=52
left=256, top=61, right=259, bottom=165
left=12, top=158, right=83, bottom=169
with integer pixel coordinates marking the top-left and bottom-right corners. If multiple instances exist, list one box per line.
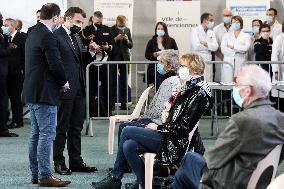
left=39, top=21, right=53, bottom=32
left=62, top=24, right=71, bottom=35
left=10, top=30, right=17, bottom=40
left=246, top=97, right=274, bottom=109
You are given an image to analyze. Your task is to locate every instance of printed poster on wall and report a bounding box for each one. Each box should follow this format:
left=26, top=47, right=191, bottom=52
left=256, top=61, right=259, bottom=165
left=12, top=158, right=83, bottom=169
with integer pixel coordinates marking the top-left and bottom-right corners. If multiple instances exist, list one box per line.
left=0, top=0, right=67, bottom=32
left=156, top=1, right=200, bottom=55
left=94, top=0, right=134, bottom=32
left=226, top=0, right=270, bottom=33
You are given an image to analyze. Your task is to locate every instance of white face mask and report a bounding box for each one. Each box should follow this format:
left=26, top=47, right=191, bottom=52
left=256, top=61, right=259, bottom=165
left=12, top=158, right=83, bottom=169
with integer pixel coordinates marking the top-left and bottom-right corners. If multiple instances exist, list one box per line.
left=178, top=67, right=190, bottom=80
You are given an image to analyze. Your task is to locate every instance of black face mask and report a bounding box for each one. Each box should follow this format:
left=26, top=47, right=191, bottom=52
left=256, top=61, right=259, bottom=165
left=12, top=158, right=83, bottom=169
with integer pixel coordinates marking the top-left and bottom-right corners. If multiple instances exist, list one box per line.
left=0, top=19, right=3, bottom=27
left=70, top=24, right=81, bottom=35
left=94, top=23, right=102, bottom=29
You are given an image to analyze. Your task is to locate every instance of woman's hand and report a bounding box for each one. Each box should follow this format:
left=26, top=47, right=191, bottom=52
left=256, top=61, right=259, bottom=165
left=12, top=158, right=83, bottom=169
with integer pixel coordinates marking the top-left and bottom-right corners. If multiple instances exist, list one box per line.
left=145, top=123, right=158, bottom=130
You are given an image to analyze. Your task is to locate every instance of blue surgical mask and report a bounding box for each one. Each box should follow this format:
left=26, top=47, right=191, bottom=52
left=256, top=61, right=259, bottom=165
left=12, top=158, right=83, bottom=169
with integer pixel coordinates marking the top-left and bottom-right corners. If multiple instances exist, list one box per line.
left=231, top=23, right=241, bottom=31
left=208, top=21, right=214, bottom=29
left=178, top=67, right=190, bottom=80
left=232, top=87, right=244, bottom=107
left=157, top=63, right=165, bottom=75
left=266, top=16, right=273, bottom=23
left=156, top=29, right=165, bottom=37
left=223, top=16, right=231, bottom=24
left=1, top=26, right=9, bottom=35
left=252, top=26, right=259, bottom=35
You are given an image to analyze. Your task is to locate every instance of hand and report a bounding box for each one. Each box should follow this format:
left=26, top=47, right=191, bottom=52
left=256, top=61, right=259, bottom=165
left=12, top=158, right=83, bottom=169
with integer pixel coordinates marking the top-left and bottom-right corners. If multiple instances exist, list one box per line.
left=153, top=52, right=159, bottom=58
left=62, top=81, right=70, bottom=92
left=123, top=34, right=128, bottom=40
left=200, top=40, right=207, bottom=46
left=145, top=123, right=158, bottom=130
left=227, top=44, right=234, bottom=49
left=101, top=42, right=110, bottom=51
left=89, top=41, right=101, bottom=53
left=8, top=43, right=17, bottom=49
left=114, top=34, right=124, bottom=41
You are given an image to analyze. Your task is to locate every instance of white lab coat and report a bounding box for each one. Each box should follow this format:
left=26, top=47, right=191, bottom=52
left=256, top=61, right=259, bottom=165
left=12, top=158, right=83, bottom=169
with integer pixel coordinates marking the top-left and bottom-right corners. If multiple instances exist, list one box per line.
left=221, top=30, right=251, bottom=82
left=248, top=36, right=256, bottom=61
left=213, top=23, right=232, bottom=81
left=191, top=25, right=218, bottom=81
left=271, top=33, right=284, bottom=98
left=270, top=20, right=282, bottom=40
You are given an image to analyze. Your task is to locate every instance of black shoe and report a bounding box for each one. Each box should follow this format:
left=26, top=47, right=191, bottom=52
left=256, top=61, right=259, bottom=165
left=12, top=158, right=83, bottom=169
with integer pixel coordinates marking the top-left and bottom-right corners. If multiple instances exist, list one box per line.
left=91, top=174, right=122, bottom=189
left=108, top=166, right=132, bottom=173
left=125, top=181, right=139, bottom=189
left=70, top=162, right=98, bottom=173
left=8, top=122, right=23, bottom=129
left=0, top=130, right=18, bottom=137
left=54, top=164, right=72, bottom=175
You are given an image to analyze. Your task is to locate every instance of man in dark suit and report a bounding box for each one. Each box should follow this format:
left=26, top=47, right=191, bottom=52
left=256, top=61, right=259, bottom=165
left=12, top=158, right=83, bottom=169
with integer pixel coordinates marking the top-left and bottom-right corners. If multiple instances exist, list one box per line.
left=23, top=3, right=70, bottom=187
left=26, top=9, right=41, bottom=36
left=109, top=15, right=133, bottom=110
left=0, top=13, right=18, bottom=137
left=53, top=7, right=97, bottom=175
left=3, top=18, right=26, bottom=129
left=80, top=11, right=115, bottom=117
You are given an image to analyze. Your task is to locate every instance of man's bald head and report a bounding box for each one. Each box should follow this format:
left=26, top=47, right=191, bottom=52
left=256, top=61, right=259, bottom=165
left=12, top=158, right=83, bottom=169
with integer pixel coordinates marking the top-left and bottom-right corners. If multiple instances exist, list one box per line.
left=223, top=8, right=233, bottom=17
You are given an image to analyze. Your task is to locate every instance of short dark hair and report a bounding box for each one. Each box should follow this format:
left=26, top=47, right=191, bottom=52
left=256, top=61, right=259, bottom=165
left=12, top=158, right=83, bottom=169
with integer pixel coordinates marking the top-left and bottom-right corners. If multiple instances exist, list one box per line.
left=252, top=19, right=263, bottom=26
left=64, top=7, right=86, bottom=20
left=259, top=24, right=270, bottom=33
left=200, top=13, right=212, bottom=24
left=94, top=11, right=103, bottom=18
left=267, top=8, right=277, bottom=15
left=40, top=3, right=61, bottom=20
left=36, top=9, right=41, bottom=14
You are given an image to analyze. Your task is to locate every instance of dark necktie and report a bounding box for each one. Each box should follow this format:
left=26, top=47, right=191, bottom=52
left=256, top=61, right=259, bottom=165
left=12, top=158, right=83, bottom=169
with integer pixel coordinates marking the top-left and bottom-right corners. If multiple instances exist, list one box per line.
left=8, top=36, right=12, bottom=43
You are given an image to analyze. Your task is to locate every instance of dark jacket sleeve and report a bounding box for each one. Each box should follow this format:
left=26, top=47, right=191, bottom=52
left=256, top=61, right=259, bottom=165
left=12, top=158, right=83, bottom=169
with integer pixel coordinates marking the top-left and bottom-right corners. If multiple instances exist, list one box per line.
left=124, top=28, right=133, bottom=49
left=171, top=38, right=178, bottom=50
left=40, top=33, right=67, bottom=87
left=145, top=39, right=155, bottom=60
left=254, top=39, right=266, bottom=54
left=158, top=94, right=210, bottom=136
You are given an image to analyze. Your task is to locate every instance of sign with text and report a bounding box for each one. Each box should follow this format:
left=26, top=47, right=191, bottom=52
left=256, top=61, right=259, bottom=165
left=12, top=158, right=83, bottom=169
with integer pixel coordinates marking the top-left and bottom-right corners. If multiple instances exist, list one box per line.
left=94, top=0, right=134, bottom=32
left=156, top=1, right=200, bottom=54
left=227, top=0, right=270, bottom=33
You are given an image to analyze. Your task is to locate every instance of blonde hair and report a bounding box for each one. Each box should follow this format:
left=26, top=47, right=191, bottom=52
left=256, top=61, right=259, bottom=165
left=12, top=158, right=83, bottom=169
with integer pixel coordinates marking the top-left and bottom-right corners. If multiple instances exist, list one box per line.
left=180, top=53, right=205, bottom=75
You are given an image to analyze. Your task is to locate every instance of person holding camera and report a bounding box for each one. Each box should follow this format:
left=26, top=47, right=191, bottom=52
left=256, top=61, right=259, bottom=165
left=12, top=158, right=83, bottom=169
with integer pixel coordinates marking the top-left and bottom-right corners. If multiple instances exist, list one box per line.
left=109, top=15, right=133, bottom=110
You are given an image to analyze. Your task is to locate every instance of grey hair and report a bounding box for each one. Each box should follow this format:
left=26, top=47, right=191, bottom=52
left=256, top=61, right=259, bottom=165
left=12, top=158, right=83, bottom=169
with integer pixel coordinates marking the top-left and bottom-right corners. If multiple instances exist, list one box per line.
left=159, top=49, right=179, bottom=70
left=5, top=18, right=17, bottom=28
left=239, top=65, right=272, bottom=97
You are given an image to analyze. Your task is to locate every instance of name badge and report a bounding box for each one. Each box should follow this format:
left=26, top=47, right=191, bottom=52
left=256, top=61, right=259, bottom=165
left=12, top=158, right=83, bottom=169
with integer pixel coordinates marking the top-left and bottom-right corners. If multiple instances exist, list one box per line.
left=103, top=33, right=109, bottom=35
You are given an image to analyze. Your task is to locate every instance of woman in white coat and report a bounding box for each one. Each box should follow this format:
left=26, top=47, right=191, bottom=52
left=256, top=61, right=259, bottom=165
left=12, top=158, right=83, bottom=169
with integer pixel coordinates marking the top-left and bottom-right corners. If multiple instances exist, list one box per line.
left=221, top=15, right=251, bottom=82
left=271, top=22, right=284, bottom=112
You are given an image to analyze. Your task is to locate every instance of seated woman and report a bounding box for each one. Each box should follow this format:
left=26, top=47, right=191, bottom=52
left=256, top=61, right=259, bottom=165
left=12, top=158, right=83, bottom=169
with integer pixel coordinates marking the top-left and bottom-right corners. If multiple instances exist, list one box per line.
left=117, top=49, right=180, bottom=146
left=92, top=53, right=212, bottom=189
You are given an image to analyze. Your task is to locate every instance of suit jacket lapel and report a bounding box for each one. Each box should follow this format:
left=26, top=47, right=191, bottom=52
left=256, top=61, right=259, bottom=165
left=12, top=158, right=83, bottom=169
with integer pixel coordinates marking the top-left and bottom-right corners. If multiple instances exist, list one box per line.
left=60, top=27, right=80, bottom=63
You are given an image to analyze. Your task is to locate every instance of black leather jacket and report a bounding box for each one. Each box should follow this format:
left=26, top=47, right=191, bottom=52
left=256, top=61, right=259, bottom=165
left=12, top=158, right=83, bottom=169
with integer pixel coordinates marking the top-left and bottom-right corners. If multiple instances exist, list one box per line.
left=156, top=76, right=212, bottom=166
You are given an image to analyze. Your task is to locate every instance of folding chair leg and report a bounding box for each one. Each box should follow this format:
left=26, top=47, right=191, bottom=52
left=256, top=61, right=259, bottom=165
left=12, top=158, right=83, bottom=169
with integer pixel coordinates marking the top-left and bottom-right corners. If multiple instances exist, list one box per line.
left=89, top=119, right=94, bottom=137
left=108, top=117, right=116, bottom=155
left=145, top=153, right=156, bottom=189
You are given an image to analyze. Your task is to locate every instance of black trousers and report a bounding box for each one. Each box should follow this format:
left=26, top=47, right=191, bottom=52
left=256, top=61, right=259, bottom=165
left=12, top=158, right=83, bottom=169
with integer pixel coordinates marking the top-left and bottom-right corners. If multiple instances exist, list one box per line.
left=7, top=73, right=24, bottom=125
left=89, top=64, right=116, bottom=117
left=118, top=64, right=128, bottom=107
left=0, top=75, right=8, bottom=131
left=53, top=87, right=85, bottom=165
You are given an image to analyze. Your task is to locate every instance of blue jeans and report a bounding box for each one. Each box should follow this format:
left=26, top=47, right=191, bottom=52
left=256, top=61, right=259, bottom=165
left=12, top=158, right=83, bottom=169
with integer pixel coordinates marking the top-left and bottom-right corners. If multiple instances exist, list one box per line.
left=112, top=126, right=164, bottom=188
left=172, top=152, right=208, bottom=189
left=28, top=103, right=57, bottom=180
left=117, top=118, right=153, bottom=145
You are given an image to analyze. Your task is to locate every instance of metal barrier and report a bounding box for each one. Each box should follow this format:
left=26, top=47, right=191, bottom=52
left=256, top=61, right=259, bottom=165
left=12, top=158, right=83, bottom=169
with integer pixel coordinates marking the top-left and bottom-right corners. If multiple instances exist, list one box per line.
left=85, top=61, right=159, bottom=136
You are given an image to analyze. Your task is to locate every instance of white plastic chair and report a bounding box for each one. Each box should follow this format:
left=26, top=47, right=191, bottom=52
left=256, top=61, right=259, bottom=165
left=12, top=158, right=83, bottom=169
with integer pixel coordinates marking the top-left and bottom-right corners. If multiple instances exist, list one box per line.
left=247, top=144, right=283, bottom=189
left=108, top=86, right=153, bottom=155
left=144, top=122, right=199, bottom=189
left=266, top=173, right=284, bottom=189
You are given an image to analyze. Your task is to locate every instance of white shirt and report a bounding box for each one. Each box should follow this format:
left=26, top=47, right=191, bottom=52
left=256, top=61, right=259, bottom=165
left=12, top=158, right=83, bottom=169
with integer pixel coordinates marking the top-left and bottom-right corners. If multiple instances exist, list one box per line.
left=270, top=20, right=282, bottom=40
left=271, top=33, right=284, bottom=73
left=191, top=25, right=218, bottom=54
left=221, top=30, right=251, bottom=57
left=213, top=23, right=232, bottom=46
left=10, top=30, right=17, bottom=41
